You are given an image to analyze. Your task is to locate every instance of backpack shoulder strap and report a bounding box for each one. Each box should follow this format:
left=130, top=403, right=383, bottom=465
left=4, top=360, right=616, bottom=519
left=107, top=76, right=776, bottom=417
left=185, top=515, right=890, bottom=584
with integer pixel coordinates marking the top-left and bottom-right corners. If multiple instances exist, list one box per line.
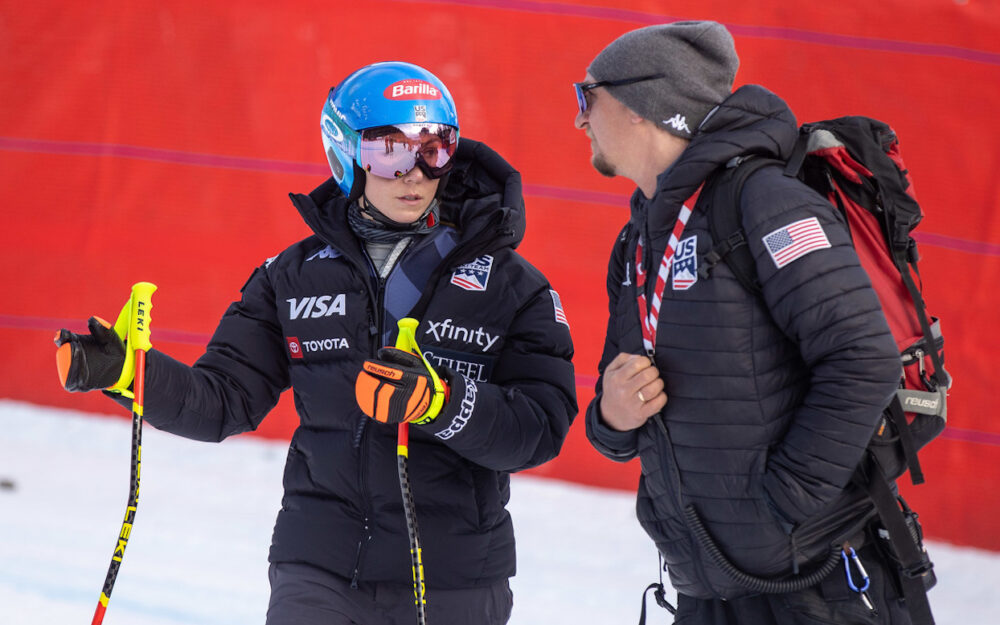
left=698, top=155, right=784, bottom=294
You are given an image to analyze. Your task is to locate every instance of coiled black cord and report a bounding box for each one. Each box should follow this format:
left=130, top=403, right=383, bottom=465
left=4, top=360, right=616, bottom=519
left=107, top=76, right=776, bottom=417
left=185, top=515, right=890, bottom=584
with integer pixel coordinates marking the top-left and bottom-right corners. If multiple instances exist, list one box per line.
left=684, top=504, right=841, bottom=594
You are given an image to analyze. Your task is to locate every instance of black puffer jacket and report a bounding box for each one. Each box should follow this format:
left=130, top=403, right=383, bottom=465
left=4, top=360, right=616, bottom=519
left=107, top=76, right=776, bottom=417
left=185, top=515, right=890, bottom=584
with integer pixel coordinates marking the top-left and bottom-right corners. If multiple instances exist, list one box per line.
left=585, top=86, right=900, bottom=599
left=121, top=139, right=577, bottom=589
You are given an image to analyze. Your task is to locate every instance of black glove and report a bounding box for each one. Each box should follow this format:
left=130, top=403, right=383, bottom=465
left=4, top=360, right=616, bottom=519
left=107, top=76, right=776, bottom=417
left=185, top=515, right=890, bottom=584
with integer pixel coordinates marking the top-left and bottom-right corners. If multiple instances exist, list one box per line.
left=355, top=347, right=450, bottom=425
left=54, top=317, right=126, bottom=392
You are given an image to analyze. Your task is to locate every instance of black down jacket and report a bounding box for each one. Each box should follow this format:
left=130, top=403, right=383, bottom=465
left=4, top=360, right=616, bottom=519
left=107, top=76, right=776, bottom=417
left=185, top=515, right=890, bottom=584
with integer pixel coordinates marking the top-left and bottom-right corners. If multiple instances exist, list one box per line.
left=585, top=86, right=900, bottom=599
left=117, top=138, right=577, bottom=589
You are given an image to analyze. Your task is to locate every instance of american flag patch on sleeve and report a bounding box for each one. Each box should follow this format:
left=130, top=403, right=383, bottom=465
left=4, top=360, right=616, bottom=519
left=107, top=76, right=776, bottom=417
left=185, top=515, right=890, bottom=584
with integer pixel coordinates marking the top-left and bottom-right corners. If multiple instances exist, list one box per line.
left=762, top=217, right=831, bottom=268
left=550, top=289, right=569, bottom=327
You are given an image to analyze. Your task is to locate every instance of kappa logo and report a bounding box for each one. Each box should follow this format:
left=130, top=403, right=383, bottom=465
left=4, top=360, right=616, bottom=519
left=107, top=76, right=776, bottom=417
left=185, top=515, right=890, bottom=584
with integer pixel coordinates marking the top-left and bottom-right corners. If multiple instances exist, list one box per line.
left=450, top=255, right=494, bottom=292
left=385, top=79, right=442, bottom=100
left=435, top=379, right=478, bottom=441
left=425, top=318, right=500, bottom=352
left=664, top=113, right=691, bottom=134
left=287, top=294, right=347, bottom=320
left=672, top=235, right=698, bottom=290
left=306, top=245, right=342, bottom=262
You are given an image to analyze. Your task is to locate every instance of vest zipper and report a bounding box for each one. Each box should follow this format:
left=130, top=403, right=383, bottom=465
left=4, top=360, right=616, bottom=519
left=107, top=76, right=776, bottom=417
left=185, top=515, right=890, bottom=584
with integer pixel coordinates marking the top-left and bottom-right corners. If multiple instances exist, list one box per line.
left=351, top=238, right=410, bottom=587
left=349, top=251, right=383, bottom=588
left=350, top=515, right=372, bottom=589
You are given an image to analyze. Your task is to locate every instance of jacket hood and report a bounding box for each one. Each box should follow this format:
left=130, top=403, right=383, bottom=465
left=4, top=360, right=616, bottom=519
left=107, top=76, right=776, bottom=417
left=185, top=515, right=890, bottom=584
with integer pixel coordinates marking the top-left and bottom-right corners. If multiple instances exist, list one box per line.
left=439, top=137, right=526, bottom=248
left=290, top=137, right=526, bottom=257
left=635, top=84, right=799, bottom=233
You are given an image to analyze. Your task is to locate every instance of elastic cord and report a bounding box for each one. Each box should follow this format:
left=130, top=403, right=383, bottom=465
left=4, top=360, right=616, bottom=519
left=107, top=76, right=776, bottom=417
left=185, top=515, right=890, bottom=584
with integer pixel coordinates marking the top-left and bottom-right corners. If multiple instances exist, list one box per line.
left=684, top=505, right=842, bottom=594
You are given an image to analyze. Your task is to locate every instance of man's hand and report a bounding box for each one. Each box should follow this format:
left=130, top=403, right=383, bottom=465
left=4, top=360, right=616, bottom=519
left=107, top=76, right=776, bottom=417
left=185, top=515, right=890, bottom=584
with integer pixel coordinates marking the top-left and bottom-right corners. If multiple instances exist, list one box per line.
left=355, top=347, right=450, bottom=425
left=599, top=352, right=667, bottom=431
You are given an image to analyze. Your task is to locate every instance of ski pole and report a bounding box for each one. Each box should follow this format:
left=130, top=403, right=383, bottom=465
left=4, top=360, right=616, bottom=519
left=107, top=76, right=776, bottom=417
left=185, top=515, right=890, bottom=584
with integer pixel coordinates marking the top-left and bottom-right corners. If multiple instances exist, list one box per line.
left=92, top=281, right=157, bottom=625
left=394, top=318, right=428, bottom=625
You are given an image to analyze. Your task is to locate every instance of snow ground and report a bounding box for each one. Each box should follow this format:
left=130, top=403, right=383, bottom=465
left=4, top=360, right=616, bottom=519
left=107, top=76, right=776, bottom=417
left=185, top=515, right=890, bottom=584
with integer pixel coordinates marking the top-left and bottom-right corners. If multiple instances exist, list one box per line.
left=1, top=399, right=995, bottom=624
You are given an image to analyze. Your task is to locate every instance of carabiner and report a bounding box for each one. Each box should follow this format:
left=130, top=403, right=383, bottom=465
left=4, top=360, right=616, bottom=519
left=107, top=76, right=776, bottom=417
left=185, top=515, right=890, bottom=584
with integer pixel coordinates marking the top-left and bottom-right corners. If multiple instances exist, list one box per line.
left=842, top=546, right=871, bottom=593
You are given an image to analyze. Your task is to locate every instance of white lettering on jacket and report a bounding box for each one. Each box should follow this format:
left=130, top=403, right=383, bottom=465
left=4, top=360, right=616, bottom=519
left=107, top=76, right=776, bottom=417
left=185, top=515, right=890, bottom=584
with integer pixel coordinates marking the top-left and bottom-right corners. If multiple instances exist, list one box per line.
left=287, top=294, right=347, bottom=320
left=300, top=337, right=350, bottom=352
left=423, top=349, right=489, bottom=382
left=424, top=318, right=499, bottom=352
left=435, top=380, right=477, bottom=440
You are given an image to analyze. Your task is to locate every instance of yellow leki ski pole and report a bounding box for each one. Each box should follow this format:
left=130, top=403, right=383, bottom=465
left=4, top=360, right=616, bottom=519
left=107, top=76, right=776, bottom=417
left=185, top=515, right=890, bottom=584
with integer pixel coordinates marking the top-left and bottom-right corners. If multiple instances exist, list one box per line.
left=394, top=318, right=434, bottom=625
left=91, top=281, right=156, bottom=625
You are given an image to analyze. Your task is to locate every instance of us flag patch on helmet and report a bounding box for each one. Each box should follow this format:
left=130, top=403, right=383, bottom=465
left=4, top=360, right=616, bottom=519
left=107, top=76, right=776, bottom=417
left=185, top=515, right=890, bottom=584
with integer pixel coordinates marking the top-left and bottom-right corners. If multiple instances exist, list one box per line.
left=451, top=255, right=494, bottom=292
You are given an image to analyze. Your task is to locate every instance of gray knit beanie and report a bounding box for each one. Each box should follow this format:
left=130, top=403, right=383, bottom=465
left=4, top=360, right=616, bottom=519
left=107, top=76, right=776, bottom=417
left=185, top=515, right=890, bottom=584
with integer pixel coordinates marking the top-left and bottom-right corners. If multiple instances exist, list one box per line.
left=587, top=21, right=739, bottom=138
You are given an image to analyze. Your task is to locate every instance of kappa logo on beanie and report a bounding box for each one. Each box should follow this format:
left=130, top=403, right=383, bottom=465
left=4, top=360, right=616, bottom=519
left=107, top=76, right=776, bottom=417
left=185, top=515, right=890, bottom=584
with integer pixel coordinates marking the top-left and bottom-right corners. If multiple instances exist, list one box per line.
left=664, top=114, right=691, bottom=134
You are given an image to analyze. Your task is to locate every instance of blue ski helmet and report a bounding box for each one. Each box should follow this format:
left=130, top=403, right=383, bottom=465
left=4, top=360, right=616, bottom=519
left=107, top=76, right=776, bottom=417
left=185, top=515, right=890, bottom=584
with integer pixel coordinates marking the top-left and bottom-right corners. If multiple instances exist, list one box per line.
left=321, top=62, right=460, bottom=198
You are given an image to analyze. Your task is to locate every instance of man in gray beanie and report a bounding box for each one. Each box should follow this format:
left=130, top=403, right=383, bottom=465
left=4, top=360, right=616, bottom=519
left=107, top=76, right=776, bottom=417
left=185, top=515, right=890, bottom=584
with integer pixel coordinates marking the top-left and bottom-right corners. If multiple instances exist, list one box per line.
left=577, top=20, right=920, bottom=625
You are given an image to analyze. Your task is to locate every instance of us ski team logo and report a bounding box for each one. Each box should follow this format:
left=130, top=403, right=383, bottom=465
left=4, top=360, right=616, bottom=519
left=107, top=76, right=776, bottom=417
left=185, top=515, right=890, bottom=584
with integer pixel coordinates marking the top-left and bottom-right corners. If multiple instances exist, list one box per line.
left=672, top=235, right=698, bottom=290
left=451, top=255, right=494, bottom=292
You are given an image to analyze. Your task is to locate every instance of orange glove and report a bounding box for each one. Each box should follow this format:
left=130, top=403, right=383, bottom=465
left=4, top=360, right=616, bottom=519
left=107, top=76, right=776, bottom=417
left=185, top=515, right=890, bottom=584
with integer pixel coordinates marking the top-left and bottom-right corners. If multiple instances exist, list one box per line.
left=355, top=347, right=450, bottom=425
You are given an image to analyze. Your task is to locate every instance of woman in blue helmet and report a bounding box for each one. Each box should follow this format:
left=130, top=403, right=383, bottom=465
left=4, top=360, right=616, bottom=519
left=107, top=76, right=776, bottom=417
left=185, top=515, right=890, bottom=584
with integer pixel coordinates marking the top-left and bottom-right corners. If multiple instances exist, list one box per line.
left=54, top=62, right=577, bottom=624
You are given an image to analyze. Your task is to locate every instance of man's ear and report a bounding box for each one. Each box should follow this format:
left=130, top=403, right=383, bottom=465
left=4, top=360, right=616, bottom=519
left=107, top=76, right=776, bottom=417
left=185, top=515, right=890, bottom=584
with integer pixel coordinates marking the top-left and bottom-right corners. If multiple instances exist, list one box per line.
left=627, top=109, right=647, bottom=125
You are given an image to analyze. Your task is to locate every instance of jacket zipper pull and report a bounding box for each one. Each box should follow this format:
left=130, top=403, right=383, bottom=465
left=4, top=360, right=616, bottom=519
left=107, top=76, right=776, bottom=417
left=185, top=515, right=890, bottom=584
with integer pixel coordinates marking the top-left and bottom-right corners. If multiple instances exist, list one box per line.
left=350, top=518, right=372, bottom=589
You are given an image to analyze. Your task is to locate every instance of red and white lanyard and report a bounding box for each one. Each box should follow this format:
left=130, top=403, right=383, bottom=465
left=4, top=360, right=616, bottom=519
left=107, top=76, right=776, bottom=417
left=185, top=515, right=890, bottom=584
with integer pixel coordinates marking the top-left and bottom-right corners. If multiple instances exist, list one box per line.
left=635, top=203, right=695, bottom=356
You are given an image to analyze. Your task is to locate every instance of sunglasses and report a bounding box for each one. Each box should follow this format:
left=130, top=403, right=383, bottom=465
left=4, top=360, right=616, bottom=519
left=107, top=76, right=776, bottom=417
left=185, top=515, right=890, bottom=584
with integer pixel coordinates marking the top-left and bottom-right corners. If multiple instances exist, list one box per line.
left=573, top=73, right=666, bottom=115
left=358, top=123, right=459, bottom=179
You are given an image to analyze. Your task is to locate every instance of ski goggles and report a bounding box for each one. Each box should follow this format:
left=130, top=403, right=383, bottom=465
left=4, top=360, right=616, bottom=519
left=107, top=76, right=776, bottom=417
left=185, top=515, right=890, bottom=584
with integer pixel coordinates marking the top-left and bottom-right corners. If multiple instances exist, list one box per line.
left=358, top=123, right=459, bottom=179
left=574, top=73, right=665, bottom=115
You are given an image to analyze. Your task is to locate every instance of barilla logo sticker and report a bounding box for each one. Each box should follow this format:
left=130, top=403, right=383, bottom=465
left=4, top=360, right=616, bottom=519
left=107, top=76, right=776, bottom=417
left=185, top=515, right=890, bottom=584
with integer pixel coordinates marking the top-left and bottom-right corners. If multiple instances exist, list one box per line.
left=385, top=79, right=441, bottom=100
left=286, top=337, right=303, bottom=359
left=450, top=255, right=493, bottom=292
